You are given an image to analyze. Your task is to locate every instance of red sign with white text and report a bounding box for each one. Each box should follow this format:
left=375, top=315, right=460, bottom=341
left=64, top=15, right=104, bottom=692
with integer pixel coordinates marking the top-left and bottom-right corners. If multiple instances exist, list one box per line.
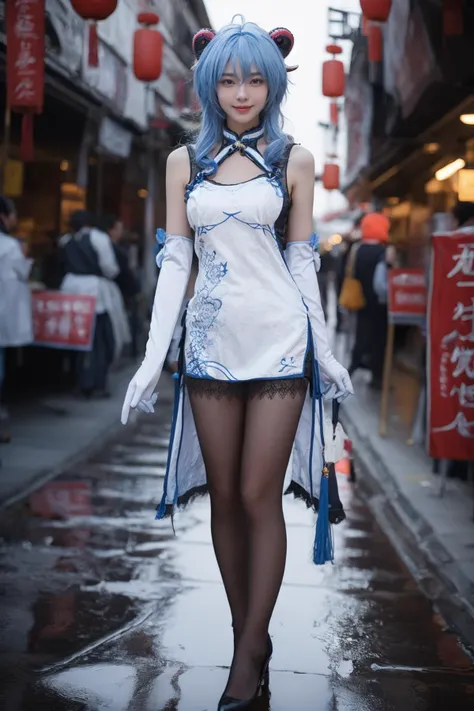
left=6, top=0, right=45, bottom=111
left=32, top=292, right=96, bottom=351
left=428, top=232, right=474, bottom=460
left=388, top=268, right=427, bottom=325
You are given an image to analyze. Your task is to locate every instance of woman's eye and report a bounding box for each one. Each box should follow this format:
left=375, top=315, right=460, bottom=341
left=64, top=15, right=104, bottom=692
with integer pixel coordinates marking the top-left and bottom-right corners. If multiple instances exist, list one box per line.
left=221, top=79, right=234, bottom=86
left=251, top=78, right=264, bottom=85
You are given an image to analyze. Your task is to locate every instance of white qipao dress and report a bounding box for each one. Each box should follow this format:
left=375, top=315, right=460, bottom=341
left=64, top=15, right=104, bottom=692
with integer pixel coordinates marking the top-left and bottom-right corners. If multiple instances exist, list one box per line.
left=156, top=126, right=345, bottom=530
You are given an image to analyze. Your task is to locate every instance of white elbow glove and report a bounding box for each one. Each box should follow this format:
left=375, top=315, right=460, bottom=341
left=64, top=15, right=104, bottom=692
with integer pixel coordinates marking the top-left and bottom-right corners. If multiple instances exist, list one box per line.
left=121, top=231, right=193, bottom=424
left=285, top=238, right=353, bottom=402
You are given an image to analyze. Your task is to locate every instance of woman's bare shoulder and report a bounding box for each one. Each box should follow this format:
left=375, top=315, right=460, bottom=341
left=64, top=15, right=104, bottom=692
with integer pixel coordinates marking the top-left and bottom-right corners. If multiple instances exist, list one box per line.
left=166, top=145, right=191, bottom=184
left=288, top=144, right=315, bottom=170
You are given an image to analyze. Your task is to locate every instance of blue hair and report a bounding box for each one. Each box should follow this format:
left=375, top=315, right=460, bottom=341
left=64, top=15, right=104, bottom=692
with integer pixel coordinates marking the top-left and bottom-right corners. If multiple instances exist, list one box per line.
left=193, top=22, right=290, bottom=175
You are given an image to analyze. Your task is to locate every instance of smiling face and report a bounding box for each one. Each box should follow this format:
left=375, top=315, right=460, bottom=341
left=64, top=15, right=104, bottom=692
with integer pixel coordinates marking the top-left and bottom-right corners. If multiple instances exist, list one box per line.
left=216, top=60, right=268, bottom=128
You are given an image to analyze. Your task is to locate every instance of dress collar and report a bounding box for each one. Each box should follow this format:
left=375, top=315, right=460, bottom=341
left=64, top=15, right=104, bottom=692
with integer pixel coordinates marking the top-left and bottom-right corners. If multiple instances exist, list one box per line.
left=222, top=124, right=265, bottom=153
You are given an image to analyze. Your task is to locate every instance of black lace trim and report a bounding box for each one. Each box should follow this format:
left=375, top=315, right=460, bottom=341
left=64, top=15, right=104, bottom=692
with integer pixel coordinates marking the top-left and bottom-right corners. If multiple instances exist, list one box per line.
left=185, top=377, right=308, bottom=400
left=285, top=481, right=346, bottom=524
left=156, top=479, right=345, bottom=525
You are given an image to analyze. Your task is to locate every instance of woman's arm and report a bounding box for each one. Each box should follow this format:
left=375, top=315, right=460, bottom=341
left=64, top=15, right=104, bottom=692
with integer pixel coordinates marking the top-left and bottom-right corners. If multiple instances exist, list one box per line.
left=121, top=147, right=194, bottom=423
left=166, top=146, right=192, bottom=236
left=286, top=145, right=315, bottom=243
left=284, top=145, right=353, bottom=401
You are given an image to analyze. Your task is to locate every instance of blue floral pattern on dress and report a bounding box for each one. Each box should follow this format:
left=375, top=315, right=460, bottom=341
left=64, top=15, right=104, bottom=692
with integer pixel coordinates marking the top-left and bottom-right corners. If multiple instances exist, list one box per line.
left=186, top=239, right=237, bottom=380
left=279, top=356, right=297, bottom=373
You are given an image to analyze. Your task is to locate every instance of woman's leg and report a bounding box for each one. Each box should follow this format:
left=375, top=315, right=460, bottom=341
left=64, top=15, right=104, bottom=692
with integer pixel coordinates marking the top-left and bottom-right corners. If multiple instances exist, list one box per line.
left=187, top=381, right=249, bottom=638
left=224, top=379, right=307, bottom=699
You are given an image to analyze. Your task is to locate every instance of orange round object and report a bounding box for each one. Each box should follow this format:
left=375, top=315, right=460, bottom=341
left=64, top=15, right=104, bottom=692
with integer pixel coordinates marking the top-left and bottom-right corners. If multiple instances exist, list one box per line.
left=323, top=163, right=340, bottom=191
left=326, top=43, right=343, bottom=55
left=361, top=212, right=390, bottom=242
left=134, top=27, right=163, bottom=82
left=360, top=0, right=392, bottom=22
left=368, top=24, right=383, bottom=62
left=70, top=0, right=117, bottom=21
left=138, top=12, right=159, bottom=26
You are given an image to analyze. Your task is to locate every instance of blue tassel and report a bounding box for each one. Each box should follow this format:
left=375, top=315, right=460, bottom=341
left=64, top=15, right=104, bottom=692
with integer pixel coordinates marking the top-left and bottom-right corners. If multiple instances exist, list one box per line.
left=313, top=466, right=334, bottom=565
left=155, top=491, right=167, bottom=520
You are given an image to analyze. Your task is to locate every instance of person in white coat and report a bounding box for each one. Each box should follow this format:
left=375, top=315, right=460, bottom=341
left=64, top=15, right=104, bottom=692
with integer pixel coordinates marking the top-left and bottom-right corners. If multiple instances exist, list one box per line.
left=0, top=196, right=33, bottom=435
left=59, top=211, right=130, bottom=397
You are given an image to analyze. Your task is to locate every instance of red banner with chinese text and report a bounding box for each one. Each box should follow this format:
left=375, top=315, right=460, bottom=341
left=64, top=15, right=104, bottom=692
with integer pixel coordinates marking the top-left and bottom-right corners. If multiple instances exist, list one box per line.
left=6, top=0, right=45, bottom=112
left=388, top=268, right=427, bottom=326
left=32, top=292, right=96, bottom=351
left=427, top=232, right=474, bottom=460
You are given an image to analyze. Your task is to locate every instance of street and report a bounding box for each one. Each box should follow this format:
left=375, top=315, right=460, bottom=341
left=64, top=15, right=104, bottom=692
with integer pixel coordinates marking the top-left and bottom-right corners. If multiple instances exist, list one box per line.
left=0, top=390, right=473, bottom=711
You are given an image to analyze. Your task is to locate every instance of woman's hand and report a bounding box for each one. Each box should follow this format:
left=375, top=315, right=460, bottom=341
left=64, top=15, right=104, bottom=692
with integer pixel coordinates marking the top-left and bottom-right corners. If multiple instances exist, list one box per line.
left=319, top=357, right=353, bottom=402
left=121, top=370, right=159, bottom=424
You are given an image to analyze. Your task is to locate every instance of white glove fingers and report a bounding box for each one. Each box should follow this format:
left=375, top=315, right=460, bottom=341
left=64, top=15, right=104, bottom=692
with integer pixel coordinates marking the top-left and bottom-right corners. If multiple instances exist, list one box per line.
left=121, top=383, right=136, bottom=425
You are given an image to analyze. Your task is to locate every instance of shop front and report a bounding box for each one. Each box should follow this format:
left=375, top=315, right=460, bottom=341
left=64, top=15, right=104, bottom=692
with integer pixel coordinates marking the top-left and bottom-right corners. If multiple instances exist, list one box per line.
left=343, top=0, right=474, bottom=463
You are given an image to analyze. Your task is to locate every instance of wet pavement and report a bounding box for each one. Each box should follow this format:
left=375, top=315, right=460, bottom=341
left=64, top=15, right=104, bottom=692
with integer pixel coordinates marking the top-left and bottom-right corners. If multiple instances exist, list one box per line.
left=1, top=394, right=474, bottom=711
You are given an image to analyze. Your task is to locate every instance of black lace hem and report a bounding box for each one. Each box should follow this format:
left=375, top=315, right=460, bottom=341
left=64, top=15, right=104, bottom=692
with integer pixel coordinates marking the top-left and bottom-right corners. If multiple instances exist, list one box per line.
left=185, top=376, right=309, bottom=400
left=284, top=481, right=346, bottom=524
left=156, top=479, right=346, bottom=525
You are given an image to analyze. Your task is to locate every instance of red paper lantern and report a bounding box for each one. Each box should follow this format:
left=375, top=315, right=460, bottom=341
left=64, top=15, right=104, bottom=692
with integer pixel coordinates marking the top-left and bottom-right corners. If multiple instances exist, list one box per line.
left=330, top=102, right=339, bottom=125
left=368, top=25, right=383, bottom=63
left=133, top=12, right=163, bottom=82
left=322, top=44, right=345, bottom=98
left=360, top=0, right=392, bottom=22
left=443, top=0, right=464, bottom=36
left=323, top=163, right=340, bottom=191
left=70, top=0, right=118, bottom=66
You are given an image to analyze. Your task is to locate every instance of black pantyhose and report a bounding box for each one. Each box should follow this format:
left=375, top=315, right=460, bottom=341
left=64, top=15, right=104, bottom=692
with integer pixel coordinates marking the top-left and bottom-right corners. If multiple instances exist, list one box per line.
left=187, top=377, right=307, bottom=700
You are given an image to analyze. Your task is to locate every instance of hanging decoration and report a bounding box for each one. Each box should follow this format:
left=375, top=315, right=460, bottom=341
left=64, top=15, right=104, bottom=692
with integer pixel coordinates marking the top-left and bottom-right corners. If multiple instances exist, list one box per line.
left=360, top=0, right=392, bottom=23
left=7, top=0, right=45, bottom=162
left=323, top=162, right=340, bottom=191
left=322, top=44, right=345, bottom=98
left=133, top=12, right=163, bottom=82
left=70, top=0, right=118, bottom=67
left=368, top=24, right=383, bottom=63
left=330, top=102, right=339, bottom=125
left=443, top=0, right=464, bottom=36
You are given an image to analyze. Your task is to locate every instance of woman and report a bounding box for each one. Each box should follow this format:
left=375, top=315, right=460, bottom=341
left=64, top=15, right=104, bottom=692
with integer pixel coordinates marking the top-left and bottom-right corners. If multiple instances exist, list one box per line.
left=121, top=19, right=353, bottom=710
left=0, top=196, right=33, bottom=440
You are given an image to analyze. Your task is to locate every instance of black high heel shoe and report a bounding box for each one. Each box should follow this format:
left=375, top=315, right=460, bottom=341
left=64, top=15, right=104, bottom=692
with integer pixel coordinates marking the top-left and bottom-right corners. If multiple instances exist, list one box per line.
left=218, top=636, right=273, bottom=710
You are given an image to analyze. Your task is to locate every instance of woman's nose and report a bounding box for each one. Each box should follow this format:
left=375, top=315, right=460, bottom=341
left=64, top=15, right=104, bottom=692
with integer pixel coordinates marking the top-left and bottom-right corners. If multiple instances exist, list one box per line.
left=236, top=82, right=248, bottom=101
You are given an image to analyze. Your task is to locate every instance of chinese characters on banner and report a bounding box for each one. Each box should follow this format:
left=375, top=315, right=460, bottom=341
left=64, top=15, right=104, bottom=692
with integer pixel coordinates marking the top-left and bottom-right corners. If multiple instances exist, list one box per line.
left=6, top=0, right=45, bottom=161
left=32, top=292, right=96, bottom=351
left=428, top=233, right=474, bottom=460
left=388, top=268, right=427, bottom=326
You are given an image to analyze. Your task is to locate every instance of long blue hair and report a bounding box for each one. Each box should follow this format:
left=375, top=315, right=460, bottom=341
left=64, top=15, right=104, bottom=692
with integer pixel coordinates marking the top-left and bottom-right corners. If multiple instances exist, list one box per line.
left=193, top=21, right=289, bottom=175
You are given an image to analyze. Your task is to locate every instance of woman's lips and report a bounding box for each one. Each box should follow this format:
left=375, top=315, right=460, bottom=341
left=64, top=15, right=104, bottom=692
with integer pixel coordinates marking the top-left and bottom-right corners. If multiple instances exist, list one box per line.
left=233, top=106, right=253, bottom=113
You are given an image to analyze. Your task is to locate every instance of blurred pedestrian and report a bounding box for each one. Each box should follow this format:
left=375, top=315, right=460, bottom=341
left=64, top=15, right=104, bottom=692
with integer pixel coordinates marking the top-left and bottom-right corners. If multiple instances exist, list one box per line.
left=335, top=218, right=362, bottom=332
left=59, top=210, right=130, bottom=397
left=0, top=196, right=33, bottom=441
left=98, top=214, right=141, bottom=358
left=121, top=19, right=353, bottom=710
left=348, top=212, right=390, bottom=390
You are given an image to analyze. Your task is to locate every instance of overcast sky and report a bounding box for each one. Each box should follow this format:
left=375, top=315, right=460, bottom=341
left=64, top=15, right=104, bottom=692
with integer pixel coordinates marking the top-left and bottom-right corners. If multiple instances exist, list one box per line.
left=203, top=0, right=361, bottom=217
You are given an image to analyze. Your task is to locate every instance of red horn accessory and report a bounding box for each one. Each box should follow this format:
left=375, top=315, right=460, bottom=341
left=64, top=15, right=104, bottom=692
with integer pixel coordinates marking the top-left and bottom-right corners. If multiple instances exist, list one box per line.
left=192, top=28, right=216, bottom=60
left=269, top=27, right=294, bottom=59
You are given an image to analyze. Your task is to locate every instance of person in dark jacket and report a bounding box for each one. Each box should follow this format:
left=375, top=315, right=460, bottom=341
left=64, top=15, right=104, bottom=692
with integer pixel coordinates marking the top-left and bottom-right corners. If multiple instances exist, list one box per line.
left=348, top=212, right=389, bottom=389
